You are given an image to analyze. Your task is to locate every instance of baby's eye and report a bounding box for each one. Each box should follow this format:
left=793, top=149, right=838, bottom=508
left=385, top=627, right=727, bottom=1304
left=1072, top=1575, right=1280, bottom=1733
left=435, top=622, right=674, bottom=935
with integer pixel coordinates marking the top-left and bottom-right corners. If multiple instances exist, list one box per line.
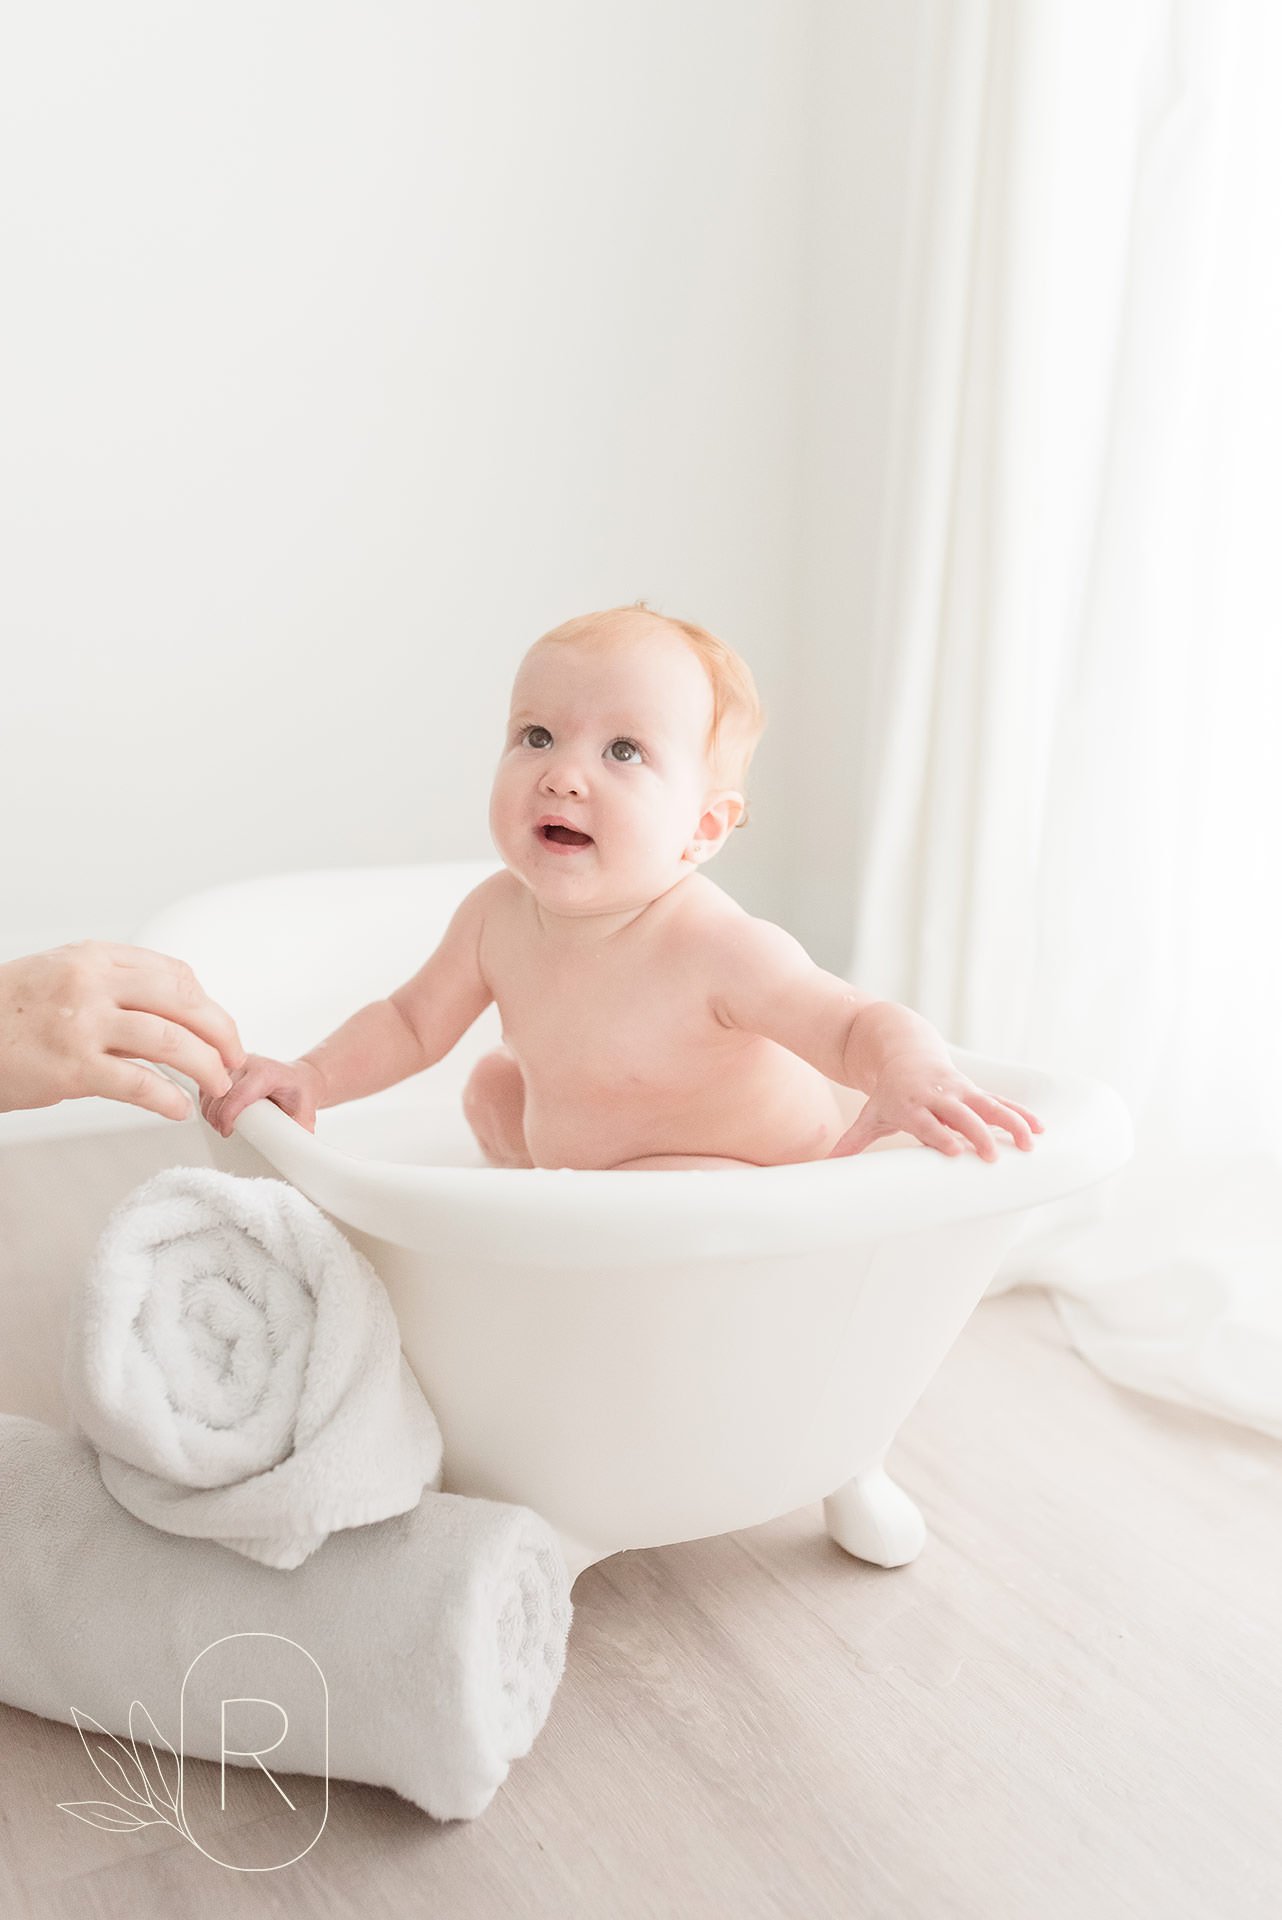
left=607, top=738, right=642, bottom=764
left=520, top=725, right=553, bottom=749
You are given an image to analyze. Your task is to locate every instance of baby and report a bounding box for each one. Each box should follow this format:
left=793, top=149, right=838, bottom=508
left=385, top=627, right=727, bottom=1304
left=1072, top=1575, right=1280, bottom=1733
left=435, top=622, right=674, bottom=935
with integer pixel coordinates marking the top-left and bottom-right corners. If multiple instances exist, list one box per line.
left=203, top=604, right=1043, bottom=1168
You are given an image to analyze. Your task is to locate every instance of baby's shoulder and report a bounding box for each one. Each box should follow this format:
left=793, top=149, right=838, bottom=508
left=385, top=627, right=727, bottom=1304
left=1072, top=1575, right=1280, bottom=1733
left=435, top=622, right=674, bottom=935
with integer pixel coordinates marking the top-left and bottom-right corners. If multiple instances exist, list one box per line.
left=465, top=867, right=523, bottom=919
left=667, top=879, right=809, bottom=974
left=449, top=867, right=523, bottom=951
left=660, top=874, right=755, bottom=958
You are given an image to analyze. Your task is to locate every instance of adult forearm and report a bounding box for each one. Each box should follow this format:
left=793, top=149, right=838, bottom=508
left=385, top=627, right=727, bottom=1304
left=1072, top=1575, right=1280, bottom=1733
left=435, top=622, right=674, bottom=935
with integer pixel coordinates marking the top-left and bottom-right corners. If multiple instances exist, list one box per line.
left=298, top=999, right=428, bottom=1107
left=841, top=999, right=953, bottom=1093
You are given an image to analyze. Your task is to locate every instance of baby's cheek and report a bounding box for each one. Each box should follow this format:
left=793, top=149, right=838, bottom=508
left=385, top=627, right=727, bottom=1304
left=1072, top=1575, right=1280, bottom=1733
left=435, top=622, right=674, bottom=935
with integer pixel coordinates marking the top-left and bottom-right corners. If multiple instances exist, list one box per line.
left=488, top=784, right=520, bottom=840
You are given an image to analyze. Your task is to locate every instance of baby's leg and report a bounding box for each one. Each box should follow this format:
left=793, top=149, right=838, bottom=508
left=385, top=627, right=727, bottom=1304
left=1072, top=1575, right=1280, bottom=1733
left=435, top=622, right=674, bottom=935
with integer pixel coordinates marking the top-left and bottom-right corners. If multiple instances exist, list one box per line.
left=461, top=1048, right=535, bottom=1169
left=607, top=1154, right=757, bottom=1171
left=615, top=1140, right=919, bottom=1169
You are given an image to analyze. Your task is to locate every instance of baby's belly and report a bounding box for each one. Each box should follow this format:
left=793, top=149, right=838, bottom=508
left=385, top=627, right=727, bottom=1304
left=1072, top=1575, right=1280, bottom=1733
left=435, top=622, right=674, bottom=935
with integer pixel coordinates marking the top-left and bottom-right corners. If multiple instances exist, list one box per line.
left=517, top=1047, right=849, bottom=1171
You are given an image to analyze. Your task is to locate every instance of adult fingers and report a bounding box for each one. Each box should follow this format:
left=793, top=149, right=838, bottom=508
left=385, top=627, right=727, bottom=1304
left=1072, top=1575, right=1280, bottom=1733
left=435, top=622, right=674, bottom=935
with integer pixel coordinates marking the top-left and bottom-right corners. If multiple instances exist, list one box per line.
left=105, top=947, right=246, bottom=1072
left=103, top=1010, right=235, bottom=1102
left=86, top=1056, right=193, bottom=1122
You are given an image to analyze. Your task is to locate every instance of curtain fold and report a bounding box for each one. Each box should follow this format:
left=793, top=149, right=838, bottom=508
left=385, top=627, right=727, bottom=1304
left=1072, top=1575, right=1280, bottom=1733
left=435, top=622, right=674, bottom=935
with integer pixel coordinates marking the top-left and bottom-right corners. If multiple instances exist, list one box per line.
left=847, top=0, right=1282, bottom=1437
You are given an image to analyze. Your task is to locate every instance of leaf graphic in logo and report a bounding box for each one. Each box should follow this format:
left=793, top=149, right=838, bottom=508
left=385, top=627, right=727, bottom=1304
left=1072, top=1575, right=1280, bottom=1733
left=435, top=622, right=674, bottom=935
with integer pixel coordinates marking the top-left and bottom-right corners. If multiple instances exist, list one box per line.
left=57, top=1705, right=185, bottom=1841
left=69, top=1708, right=154, bottom=1809
left=56, top=1800, right=164, bottom=1833
left=128, top=1700, right=181, bottom=1822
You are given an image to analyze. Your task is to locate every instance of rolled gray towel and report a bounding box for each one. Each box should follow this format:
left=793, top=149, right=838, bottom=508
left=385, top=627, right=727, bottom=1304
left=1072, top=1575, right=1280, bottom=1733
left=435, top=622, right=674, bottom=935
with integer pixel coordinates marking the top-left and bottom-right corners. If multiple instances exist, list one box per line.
left=0, top=1416, right=572, bottom=1824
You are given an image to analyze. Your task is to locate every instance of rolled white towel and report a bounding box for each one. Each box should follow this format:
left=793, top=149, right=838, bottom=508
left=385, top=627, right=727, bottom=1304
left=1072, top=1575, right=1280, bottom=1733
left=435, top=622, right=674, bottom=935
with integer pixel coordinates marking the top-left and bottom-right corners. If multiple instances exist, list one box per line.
left=62, top=1167, right=443, bottom=1569
left=0, top=1416, right=572, bottom=1822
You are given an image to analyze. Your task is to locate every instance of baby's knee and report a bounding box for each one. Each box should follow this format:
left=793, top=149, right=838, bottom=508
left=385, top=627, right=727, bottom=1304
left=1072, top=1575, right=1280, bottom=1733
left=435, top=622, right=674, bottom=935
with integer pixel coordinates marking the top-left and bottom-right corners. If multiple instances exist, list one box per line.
left=463, top=1046, right=521, bottom=1109
left=462, top=1048, right=530, bottom=1166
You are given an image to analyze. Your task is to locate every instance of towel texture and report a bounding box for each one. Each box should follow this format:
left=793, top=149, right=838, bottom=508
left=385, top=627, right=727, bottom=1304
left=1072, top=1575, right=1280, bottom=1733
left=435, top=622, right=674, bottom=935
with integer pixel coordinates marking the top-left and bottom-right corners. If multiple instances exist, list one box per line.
left=62, top=1167, right=444, bottom=1568
left=0, top=1416, right=572, bottom=1821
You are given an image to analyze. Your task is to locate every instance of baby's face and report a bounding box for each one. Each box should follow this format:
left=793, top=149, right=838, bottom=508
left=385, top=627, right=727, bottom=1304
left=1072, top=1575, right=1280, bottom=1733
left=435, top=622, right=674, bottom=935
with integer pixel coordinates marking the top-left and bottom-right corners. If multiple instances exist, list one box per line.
left=489, top=628, right=727, bottom=915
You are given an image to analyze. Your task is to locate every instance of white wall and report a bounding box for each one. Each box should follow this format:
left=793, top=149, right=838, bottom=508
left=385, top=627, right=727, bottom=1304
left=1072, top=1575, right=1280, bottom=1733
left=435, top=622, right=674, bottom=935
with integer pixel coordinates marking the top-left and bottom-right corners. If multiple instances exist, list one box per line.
left=785, top=0, right=931, bottom=972
left=0, top=0, right=929, bottom=976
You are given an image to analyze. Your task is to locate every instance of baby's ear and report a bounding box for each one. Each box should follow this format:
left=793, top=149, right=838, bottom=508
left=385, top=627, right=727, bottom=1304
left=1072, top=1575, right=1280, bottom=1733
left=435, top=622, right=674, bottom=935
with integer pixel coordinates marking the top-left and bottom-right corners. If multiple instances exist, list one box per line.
left=687, top=791, right=745, bottom=863
left=713, top=791, right=747, bottom=837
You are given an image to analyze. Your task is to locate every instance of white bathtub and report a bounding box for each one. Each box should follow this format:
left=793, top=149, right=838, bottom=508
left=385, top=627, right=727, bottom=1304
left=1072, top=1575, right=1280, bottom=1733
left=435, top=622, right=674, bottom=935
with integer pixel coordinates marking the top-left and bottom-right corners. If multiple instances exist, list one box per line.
left=129, top=861, right=1133, bottom=1587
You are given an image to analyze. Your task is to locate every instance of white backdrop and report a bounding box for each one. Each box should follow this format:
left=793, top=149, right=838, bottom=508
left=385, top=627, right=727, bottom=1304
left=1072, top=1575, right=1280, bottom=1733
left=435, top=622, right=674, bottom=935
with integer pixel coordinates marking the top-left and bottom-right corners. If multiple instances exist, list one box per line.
left=0, top=0, right=929, bottom=968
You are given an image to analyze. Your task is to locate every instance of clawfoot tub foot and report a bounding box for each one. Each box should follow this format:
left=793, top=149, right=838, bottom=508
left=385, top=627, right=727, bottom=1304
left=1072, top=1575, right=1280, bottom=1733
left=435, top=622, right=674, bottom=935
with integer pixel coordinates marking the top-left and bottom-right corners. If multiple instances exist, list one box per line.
left=824, top=1465, right=927, bottom=1568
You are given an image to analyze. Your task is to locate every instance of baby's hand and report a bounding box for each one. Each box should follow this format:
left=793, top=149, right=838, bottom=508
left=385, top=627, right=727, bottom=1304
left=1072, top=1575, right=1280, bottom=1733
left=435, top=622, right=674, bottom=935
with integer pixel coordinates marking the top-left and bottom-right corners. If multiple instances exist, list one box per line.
left=201, top=1053, right=324, bottom=1138
left=829, top=1053, right=1044, bottom=1162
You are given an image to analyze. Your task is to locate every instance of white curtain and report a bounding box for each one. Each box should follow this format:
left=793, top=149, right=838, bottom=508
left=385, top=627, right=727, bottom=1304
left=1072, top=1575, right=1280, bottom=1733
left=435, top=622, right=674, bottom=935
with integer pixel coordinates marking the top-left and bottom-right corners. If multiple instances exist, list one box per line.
left=848, top=0, right=1282, bottom=1437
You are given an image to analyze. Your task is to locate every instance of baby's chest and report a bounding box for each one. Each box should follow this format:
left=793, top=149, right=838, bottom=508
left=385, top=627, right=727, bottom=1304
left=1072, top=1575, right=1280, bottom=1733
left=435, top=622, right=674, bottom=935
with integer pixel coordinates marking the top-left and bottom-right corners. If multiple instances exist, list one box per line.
left=494, top=961, right=714, bottom=1095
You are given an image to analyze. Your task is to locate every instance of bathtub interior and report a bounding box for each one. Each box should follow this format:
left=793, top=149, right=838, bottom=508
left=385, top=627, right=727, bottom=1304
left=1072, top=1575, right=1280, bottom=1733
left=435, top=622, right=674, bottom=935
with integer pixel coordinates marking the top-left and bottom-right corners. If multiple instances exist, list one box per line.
left=135, top=857, right=882, bottom=1169
left=134, top=861, right=1135, bottom=1263
left=249, top=1046, right=874, bottom=1170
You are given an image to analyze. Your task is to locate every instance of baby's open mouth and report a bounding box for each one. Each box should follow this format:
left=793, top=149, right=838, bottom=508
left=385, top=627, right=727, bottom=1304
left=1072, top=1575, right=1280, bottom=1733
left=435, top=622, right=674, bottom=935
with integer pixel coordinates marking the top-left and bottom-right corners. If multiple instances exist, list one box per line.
left=540, top=824, right=594, bottom=847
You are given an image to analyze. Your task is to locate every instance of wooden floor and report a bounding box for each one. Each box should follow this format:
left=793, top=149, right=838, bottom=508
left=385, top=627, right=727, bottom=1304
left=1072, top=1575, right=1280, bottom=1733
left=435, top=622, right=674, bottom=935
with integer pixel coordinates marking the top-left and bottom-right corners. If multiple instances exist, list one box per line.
left=2, top=1285, right=1278, bottom=1919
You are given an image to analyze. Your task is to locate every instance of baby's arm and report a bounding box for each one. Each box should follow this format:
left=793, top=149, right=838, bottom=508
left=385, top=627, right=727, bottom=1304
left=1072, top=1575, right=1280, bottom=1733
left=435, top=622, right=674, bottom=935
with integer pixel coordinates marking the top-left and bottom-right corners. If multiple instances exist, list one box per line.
left=305, top=878, right=497, bottom=1102
left=708, top=916, right=1042, bottom=1158
left=203, top=878, right=497, bottom=1136
left=708, top=918, right=902, bottom=1088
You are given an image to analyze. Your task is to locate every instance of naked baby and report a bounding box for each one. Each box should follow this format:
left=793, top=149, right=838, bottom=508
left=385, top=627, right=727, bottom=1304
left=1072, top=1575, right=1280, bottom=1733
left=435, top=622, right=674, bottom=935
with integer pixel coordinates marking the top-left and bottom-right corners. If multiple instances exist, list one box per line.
left=203, top=604, right=1043, bottom=1168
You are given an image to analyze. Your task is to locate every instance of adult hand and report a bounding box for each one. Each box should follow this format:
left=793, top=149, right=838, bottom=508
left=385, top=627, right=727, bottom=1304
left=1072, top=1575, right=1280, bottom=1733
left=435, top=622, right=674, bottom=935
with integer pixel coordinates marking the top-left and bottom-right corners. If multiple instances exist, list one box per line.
left=0, top=941, right=246, bottom=1122
left=828, top=1052, right=1044, bottom=1162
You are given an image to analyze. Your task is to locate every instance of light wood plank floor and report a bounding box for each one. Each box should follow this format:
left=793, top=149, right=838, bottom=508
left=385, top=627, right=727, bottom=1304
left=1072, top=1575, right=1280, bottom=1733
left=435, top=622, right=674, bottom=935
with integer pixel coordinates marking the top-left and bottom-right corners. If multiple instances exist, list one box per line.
left=2, top=1285, right=1278, bottom=1920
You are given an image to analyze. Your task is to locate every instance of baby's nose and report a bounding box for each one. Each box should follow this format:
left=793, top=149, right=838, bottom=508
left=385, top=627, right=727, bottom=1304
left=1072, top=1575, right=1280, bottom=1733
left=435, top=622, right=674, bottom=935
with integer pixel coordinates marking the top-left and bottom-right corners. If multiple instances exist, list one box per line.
left=539, top=761, right=587, bottom=798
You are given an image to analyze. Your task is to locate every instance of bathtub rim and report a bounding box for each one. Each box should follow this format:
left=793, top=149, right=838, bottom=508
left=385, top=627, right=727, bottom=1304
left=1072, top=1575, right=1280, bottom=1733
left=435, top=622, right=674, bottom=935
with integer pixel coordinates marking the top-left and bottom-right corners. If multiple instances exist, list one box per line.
left=209, top=1048, right=1135, bottom=1267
